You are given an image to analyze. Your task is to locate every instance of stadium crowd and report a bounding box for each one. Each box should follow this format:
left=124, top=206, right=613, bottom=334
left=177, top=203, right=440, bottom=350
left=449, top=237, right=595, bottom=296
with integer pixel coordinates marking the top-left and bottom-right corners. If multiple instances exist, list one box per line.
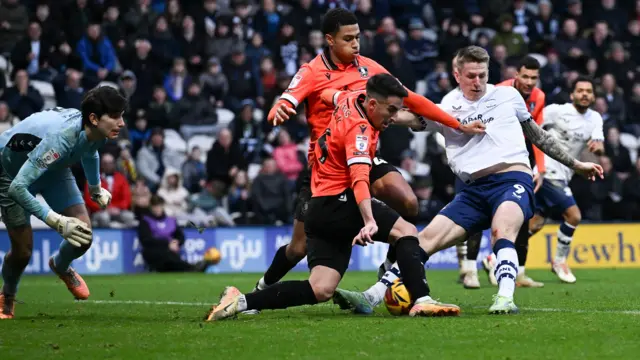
left=0, top=0, right=638, bottom=227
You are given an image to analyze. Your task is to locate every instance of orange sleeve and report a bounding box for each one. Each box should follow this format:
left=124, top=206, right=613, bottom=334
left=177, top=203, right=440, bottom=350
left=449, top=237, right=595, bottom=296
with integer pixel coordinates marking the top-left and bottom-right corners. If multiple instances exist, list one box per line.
left=365, top=58, right=460, bottom=130
left=531, top=91, right=546, bottom=173
left=404, top=90, right=461, bottom=129
left=351, top=173, right=371, bottom=204
left=267, top=99, right=295, bottom=123
left=278, top=64, right=314, bottom=108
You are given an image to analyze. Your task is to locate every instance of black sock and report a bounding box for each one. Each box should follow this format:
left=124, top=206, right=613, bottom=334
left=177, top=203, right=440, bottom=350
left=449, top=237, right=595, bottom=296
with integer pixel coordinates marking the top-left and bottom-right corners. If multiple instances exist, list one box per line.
left=466, top=232, right=482, bottom=261
left=245, top=280, right=317, bottom=310
left=385, top=245, right=397, bottom=263
left=515, top=225, right=530, bottom=266
left=263, top=245, right=298, bottom=285
left=395, top=236, right=430, bottom=301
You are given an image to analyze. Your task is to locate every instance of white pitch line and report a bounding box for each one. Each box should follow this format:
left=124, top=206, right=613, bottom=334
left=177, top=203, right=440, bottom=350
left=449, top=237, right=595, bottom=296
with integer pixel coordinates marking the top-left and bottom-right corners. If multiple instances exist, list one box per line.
left=81, top=300, right=640, bottom=315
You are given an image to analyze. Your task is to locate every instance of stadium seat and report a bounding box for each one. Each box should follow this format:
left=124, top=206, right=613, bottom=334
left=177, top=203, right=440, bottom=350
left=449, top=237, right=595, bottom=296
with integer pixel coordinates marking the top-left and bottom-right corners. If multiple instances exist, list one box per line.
left=216, top=108, right=235, bottom=127
left=188, top=135, right=215, bottom=161
left=247, top=163, right=262, bottom=181
left=619, top=132, right=639, bottom=163
left=163, top=129, right=188, bottom=153
left=0, top=55, right=7, bottom=72
left=30, top=80, right=55, bottom=98
left=469, top=28, right=496, bottom=43
left=98, top=81, right=119, bottom=89
left=253, top=108, right=264, bottom=122
left=529, top=53, right=548, bottom=68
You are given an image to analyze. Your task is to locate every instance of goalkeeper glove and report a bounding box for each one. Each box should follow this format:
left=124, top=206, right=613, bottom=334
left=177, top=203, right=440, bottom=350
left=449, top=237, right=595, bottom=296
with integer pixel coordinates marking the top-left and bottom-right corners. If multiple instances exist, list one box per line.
left=89, top=185, right=112, bottom=209
left=45, top=211, right=92, bottom=247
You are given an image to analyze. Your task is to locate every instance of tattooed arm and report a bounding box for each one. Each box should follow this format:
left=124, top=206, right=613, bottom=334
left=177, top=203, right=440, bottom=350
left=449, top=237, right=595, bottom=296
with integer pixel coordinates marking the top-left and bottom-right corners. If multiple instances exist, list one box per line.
left=520, top=118, right=577, bottom=169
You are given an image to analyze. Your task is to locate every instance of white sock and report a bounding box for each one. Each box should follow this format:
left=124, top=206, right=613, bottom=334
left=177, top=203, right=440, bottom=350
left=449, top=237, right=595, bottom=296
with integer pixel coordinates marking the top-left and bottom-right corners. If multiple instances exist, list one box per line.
left=518, top=266, right=525, bottom=276
left=256, top=277, right=267, bottom=291
left=461, top=259, right=476, bottom=273
left=238, top=295, right=248, bottom=311
left=555, top=222, right=576, bottom=263
left=363, top=263, right=401, bottom=306
left=495, top=247, right=518, bottom=298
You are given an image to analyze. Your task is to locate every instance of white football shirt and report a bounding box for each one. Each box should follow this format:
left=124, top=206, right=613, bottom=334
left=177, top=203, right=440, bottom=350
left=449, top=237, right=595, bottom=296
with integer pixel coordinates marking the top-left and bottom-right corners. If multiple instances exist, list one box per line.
left=541, top=103, right=604, bottom=182
left=425, top=85, right=532, bottom=182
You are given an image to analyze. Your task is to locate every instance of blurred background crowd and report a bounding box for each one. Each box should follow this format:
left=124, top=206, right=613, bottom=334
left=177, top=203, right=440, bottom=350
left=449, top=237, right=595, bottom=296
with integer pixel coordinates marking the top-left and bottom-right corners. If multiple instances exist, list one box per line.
left=0, top=0, right=638, bottom=228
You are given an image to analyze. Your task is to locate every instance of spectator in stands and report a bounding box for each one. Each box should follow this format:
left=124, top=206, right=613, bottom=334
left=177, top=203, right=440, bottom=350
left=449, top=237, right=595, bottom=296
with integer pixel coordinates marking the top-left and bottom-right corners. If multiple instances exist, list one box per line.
left=136, top=127, right=184, bottom=192
left=147, top=86, right=174, bottom=130
left=149, top=15, right=178, bottom=69
left=11, top=21, right=57, bottom=82
left=138, top=195, right=214, bottom=272
left=253, top=0, right=281, bottom=49
left=164, top=57, right=191, bottom=102
left=528, top=0, right=560, bottom=54
left=273, top=19, right=299, bottom=76
left=627, top=83, right=640, bottom=135
left=246, top=33, right=272, bottom=66
left=187, top=182, right=234, bottom=227
left=605, top=127, right=633, bottom=176
left=413, top=177, right=444, bottom=224
left=380, top=37, right=416, bottom=91
left=129, top=109, right=151, bottom=156
left=623, top=158, right=640, bottom=220
left=77, top=21, right=119, bottom=88
left=0, top=101, right=18, bottom=133
left=206, top=127, right=246, bottom=190
left=179, top=15, right=205, bottom=74
left=403, top=18, right=438, bottom=80
left=1, top=69, right=44, bottom=120
left=622, top=20, right=640, bottom=64
left=123, top=38, right=159, bottom=108
left=492, top=14, right=526, bottom=58
left=232, top=99, right=262, bottom=163
left=118, top=70, right=145, bottom=114
left=589, top=21, right=613, bottom=64
left=205, top=17, right=239, bottom=62
left=259, top=56, right=277, bottom=96
left=251, top=158, right=292, bottom=225
left=553, top=18, right=590, bottom=70
left=123, top=0, right=158, bottom=40
left=604, top=42, right=636, bottom=93
left=273, top=129, right=303, bottom=186
left=0, top=0, right=28, bottom=55
left=600, top=73, right=627, bottom=126
left=117, top=144, right=138, bottom=184
left=175, top=82, right=218, bottom=139
left=595, top=0, right=627, bottom=35
left=53, top=69, right=85, bottom=110
left=427, top=71, right=453, bottom=104
left=439, top=18, right=469, bottom=63
left=228, top=170, right=251, bottom=224
left=182, top=146, right=207, bottom=194
left=157, top=168, right=190, bottom=218
left=223, top=43, right=264, bottom=112
left=591, top=155, right=626, bottom=220
left=199, top=57, right=228, bottom=107
left=132, top=178, right=152, bottom=217
left=84, top=153, right=136, bottom=228
left=103, top=5, right=127, bottom=59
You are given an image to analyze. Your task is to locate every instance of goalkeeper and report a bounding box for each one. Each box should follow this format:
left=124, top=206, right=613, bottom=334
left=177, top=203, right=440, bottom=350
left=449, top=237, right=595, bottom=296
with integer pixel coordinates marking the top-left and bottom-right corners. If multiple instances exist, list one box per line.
left=0, top=86, right=127, bottom=319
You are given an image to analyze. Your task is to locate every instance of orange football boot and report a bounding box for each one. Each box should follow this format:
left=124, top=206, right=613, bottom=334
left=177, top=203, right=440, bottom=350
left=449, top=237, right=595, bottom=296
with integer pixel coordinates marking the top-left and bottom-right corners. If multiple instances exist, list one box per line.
left=49, top=257, right=90, bottom=300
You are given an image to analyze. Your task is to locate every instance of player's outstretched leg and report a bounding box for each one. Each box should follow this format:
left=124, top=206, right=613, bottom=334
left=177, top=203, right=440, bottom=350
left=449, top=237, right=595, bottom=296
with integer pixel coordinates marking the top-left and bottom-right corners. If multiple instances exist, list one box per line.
left=514, top=223, right=543, bottom=288
left=461, top=232, right=481, bottom=289
left=0, top=224, right=34, bottom=319
left=456, top=242, right=467, bottom=283
left=551, top=206, right=580, bottom=283
left=49, top=203, right=92, bottom=300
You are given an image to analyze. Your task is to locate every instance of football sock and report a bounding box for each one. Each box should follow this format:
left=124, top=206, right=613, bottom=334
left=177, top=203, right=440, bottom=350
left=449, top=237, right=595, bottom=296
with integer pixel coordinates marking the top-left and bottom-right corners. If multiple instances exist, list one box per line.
left=53, top=240, right=89, bottom=271
left=466, top=232, right=482, bottom=261
left=364, top=263, right=401, bottom=306
left=385, top=244, right=397, bottom=263
left=515, top=224, right=531, bottom=267
left=493, top=239, right=518, bottom=298
left=263, top=245, right=299, bottom=286
left=1, top=251, right=27, bottom=296
left=244, top=280, right=317, bottom=311
left=456, top=242, right=467, bottom=263
left=555, top=222, right=576, bottom=262
left=395, top=236, right=430, bottom=301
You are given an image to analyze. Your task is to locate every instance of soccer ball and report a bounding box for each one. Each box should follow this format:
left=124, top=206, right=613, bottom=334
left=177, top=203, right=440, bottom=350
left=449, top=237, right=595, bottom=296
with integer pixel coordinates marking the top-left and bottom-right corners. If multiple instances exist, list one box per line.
left=204, top=247, right=222, bottom=265
left=384, top=279, right=413, bottom=316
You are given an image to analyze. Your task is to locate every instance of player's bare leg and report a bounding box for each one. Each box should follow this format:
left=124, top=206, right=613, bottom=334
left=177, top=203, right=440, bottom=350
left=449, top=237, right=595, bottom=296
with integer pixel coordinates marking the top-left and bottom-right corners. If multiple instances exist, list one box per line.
left=487, top=201, right=524, bottom=314
left=49, top=203, right=92, bottom=300
left=0, top=224, right=33, bottom=319
left=549, top=205, right=580, bottom=283
left=461, top=232, right=481, bottom=289
left=370, top=170, right=418, bottom=278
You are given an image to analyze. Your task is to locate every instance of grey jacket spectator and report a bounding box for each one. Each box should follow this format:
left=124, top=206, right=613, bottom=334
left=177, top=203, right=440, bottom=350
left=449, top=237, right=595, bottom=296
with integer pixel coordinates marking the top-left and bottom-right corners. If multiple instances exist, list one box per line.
left=251, top=158, right=292, bottom=224
left=136, top=128, right=185, bottom=190
left=1, top=70, right=44, bottom=120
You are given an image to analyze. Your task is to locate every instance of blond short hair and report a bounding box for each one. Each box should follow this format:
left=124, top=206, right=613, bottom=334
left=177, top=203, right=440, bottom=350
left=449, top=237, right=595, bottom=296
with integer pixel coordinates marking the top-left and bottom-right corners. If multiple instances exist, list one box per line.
left=454, top=46, right=490, bottom=70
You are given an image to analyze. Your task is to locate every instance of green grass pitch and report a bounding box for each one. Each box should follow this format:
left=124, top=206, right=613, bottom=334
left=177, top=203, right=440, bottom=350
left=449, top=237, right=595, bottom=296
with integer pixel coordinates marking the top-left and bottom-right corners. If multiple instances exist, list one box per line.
left=2, top=269, right=639, bottom=359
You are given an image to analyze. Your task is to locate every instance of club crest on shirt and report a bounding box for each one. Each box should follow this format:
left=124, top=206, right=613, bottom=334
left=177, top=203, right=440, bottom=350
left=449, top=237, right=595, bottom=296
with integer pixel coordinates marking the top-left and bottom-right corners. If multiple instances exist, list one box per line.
left=35, top=149, right=60, bottom=169
left=358, top=66, right=369, bottom=78
left=355, top=135, right=368, bottom=151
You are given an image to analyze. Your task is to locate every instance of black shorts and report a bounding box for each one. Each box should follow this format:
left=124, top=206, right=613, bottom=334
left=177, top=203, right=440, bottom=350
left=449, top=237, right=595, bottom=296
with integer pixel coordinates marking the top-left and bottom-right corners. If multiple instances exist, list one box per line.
left=304, top=189, right=400, bottom=276
left=294, top=157, right=399, bottom=222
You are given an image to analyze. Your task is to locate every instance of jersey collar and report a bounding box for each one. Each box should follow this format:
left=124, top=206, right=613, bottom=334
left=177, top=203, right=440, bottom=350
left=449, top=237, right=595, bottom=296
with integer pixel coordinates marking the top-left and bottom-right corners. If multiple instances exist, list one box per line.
left=321, top=47, right=360, bottom=71
left=353, top=93, right=374, bottom=126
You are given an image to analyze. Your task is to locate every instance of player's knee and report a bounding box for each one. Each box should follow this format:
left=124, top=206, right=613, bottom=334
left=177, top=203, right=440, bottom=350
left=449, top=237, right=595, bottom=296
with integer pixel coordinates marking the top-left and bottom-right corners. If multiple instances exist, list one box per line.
left=564, top=206, right=581, bottom=226
left=309, top=280, right=337, bottom=302
left=389, top=219, right=417, bottom=244
left=402, top=194, right=419, bottom=218
left=286, top=240, right=307, bottom=261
